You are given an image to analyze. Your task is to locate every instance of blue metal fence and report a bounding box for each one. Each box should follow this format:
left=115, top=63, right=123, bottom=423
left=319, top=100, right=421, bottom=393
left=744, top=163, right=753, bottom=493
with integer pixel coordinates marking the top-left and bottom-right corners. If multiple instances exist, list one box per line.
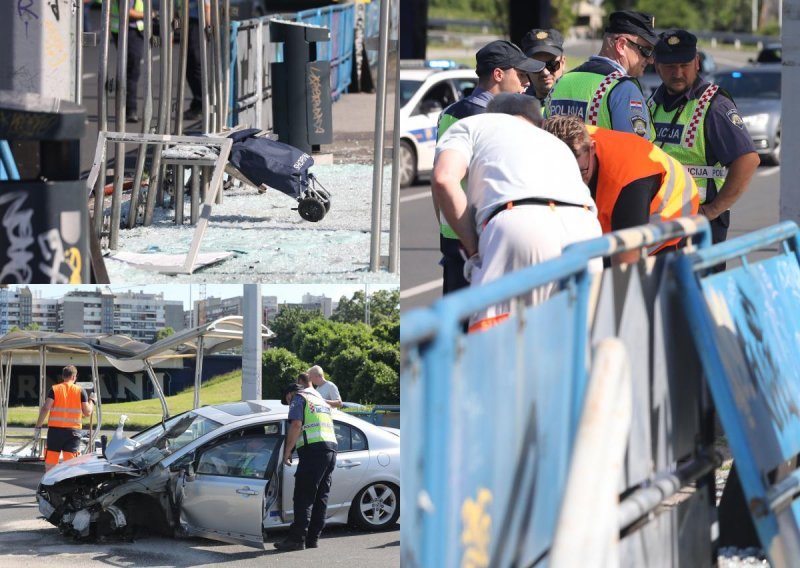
left=295, top=4, right=356, bottom=101
left=401, top=217, right=714, bottom=567
left=674, top=221, right=800, bottom=567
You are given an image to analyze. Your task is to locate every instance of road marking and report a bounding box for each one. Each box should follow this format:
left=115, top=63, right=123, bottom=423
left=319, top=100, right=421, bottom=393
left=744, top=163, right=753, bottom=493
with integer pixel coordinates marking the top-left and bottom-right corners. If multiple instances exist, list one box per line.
left=400, top=190, right=430, bottom=204
left=401, top=278, right=442, bottom=299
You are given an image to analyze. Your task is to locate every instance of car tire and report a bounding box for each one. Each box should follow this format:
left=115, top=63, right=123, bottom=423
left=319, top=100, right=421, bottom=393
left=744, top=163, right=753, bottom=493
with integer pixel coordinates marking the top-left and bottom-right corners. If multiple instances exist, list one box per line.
left=350, top=482, right=399, bottom=531
left=399, top=140, right=417, bottom=188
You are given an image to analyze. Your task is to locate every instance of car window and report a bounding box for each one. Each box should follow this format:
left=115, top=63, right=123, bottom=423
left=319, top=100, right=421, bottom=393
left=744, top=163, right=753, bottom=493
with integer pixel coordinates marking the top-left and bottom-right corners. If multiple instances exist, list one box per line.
left=414, top=82, right=456, bottom=116
left=453, top=78, right=477, bottom=98
left=756, top=46, right=781, bottom=63
left=714, top=71, right=781, bottom=100
left=400, top=79, right=424, bottom=107
left=196, top=435, right=282, bottom=479
left=334, top=421, right=368, bottom=453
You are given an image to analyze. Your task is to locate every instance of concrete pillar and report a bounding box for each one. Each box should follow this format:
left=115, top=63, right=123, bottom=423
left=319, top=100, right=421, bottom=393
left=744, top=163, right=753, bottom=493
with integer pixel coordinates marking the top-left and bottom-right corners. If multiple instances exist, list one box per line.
left=781, top=0, right=800, bottom=223
left=242, top=284, right=262, bottom=401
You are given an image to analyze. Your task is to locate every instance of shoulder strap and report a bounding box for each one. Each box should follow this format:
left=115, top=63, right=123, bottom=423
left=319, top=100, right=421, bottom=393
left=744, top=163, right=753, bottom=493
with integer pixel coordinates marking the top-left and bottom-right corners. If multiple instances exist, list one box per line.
left=683, top=84, right=719, bottom=148
left=587, top=71, right=626, bottom=126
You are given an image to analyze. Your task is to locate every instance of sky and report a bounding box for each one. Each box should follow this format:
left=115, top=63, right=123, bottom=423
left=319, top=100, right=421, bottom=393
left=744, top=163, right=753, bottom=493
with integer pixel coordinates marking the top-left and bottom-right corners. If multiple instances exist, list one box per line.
left=16, top=284, right=398, bottom=309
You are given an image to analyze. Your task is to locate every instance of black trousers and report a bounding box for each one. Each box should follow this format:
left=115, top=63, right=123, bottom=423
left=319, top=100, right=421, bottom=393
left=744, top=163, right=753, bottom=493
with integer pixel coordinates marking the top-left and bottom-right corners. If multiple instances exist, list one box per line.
left=186, top=20, right=203, bottom=110
left=288, top=447, right=337, bottom=542
left=111, top=28, right=144, bottom=114
left=440, top=235, right=468, bottom=295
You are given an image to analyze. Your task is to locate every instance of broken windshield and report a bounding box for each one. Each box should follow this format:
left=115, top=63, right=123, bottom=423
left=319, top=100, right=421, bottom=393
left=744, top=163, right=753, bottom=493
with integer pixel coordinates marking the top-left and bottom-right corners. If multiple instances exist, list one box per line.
left=123, top=411, right=223, bottom=467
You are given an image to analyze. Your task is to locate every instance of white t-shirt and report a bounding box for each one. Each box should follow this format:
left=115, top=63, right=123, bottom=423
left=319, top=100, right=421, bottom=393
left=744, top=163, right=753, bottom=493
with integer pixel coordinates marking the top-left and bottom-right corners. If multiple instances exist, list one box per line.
left=316, top=381, right=341, bottom=402
left=435, top=113, right=597, bottom=232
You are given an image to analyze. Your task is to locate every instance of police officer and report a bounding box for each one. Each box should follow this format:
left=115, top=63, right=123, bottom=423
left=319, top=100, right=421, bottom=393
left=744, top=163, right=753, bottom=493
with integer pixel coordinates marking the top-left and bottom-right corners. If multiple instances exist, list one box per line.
left=435, top=40, right=544, bottom=296
left=546, top=11, right=657, bottom=139
left=274, top=381, right=338, bottom=551
left=521, top=28, right=566, bottom=104
left=649, top=30, right=759, bottom=246
left=34, top=365, right=96, bottom=472
left=110, top=0, right=145, bottom=123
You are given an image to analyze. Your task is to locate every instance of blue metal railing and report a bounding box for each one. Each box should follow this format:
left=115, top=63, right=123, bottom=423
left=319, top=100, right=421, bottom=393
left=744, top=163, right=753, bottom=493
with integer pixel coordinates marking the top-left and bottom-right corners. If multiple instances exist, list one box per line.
left=401, top=217, right=713, bottom=568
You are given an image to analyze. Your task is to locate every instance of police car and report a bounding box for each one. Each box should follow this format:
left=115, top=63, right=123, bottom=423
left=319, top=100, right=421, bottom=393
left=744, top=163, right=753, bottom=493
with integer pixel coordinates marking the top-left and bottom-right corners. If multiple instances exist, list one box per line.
left=400, top=61, right=478, bottom=187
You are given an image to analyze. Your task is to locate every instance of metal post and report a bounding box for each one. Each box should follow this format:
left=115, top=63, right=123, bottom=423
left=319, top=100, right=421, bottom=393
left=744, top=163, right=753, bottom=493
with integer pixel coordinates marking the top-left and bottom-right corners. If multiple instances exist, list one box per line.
left=128, top=0, right=155, bottom=229
left=38, top=347, right=46, bottom=408
left=255, top=21, right=264, bottom=128
left=143, top=360, right=170, bottom=421
left=110, top=0, right=131, bottom=250
left=175, top=165, right=185, bottom=223
left=369, top=0, right=391, bottom=271
left=175, top=0, right=190, bottom=134
left=781, top=0, right=800, bottom=224
left=193, top=336, right=205, bottom=409
left=388, top=0, right=400, bottom=275
left=90, top=352, right=102, bottom=451
left=76, top=0, right=84, bottom=105
left=191, top=165, right=200, bottom=224
left=222, top=0, right=231, bottom=127
left=94, top=0, right=113, bottom=239
left=0, top=355, right=6, bottom=454
left=242, top=284, right=263, bottom=401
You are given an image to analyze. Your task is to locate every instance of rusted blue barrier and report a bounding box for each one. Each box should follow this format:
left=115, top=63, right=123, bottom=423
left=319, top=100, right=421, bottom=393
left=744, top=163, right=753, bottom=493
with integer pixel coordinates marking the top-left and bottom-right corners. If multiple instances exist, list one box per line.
left=674, top=221, right=800, bottom=567
left=295, top=4, right=355, bottom=101
left=401, top=217, right=714, bottom=567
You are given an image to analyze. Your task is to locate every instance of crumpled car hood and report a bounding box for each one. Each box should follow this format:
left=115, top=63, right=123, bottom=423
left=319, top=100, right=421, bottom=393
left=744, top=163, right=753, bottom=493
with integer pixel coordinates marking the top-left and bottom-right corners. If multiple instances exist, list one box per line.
left=41, top=453, right=139, bottom=485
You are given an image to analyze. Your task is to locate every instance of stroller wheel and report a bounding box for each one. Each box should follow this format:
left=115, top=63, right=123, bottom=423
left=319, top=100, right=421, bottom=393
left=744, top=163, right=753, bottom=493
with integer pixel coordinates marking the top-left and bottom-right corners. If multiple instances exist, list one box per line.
left=298, top=197, right=326, bottom=222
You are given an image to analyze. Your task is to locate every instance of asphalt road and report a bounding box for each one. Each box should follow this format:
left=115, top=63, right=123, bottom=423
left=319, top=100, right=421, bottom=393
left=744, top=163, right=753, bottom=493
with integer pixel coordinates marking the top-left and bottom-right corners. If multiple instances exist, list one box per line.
left=400, top=41, right=778, bottom=312
left=0, top=466, right=399, bottom=567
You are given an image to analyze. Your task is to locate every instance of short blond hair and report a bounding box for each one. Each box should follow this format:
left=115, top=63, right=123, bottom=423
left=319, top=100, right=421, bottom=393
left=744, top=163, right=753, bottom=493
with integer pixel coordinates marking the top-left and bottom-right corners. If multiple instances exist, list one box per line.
left=542, top=115, right=592, bottom=155
left=307, top=365, right=324, bottom=380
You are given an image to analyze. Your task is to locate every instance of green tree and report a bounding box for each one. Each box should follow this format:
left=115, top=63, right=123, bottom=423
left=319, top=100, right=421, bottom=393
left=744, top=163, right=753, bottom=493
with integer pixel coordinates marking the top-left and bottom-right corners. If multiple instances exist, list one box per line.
left=8, top=325, right=21, bottom=333
left=332, top=289, right=399, bottom=327
left=155, top=327, right=175, bottom=342
left=351, top=360, right=399, bottom=404
left=25, top=322, right=40, bottom=331
left=328, top=346, right=367, bottom=399
left=268, top=306, right=323, bottom=350
left=261, top=348, right=308, bottom=399
left=373, top=319, right=399, bottom=344
left=637, top=0, right=699, bottom=29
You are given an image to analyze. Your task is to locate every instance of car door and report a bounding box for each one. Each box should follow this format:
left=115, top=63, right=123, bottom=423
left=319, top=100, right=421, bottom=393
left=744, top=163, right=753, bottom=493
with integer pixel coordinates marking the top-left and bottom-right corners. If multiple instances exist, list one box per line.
left=280, top=419, right=369, bottom=523
left=409, top=78, right=459, bottom=174
left=178, top=425, right=282, bottom=548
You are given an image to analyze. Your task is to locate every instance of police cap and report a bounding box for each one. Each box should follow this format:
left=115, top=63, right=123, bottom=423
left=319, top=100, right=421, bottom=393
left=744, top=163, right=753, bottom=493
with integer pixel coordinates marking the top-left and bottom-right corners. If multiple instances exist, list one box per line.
left=521, top=28, right=564, bottom=57
left=281, top=382, right=302, bottom=405
left=655, top=30, right=698, bottom=64
left=476, top=40, right=545, bottom=75
left=605, top=10, right=658, bottom=45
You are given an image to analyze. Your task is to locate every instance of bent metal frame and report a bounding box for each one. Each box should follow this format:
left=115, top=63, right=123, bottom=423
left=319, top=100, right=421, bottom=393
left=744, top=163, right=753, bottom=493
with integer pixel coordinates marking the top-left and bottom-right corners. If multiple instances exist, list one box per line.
left=86, top=131, right=233, bottom=275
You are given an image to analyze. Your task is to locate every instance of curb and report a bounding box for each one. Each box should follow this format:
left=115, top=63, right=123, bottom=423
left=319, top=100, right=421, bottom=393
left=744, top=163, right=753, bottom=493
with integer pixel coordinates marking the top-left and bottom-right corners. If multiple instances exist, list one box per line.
left=0, top=459, right=44, bottom=472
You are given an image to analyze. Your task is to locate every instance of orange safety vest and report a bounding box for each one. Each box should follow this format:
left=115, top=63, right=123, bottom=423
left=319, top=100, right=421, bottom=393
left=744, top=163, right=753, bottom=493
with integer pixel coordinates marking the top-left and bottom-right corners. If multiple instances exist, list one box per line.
left=588, top=125, right=699, bottom=250
left=48, top=383, right=84, bottom=430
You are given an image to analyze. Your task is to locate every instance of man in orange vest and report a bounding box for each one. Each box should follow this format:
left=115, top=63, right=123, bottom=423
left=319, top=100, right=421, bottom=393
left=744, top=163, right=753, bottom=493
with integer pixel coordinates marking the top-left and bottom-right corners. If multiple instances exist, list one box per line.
left=543, top=115, right=699, bottom=263
left=34, top=366, right=96, bottom=471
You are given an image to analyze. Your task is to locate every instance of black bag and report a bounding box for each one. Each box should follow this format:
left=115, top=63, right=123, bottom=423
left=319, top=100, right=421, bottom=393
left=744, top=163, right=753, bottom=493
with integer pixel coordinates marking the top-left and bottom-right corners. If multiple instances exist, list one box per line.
left=227, top=129, right=314, bottom=199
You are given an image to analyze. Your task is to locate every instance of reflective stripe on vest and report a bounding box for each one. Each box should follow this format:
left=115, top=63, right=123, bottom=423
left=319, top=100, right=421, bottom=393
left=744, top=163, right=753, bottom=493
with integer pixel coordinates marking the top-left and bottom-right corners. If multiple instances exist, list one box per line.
left=649, top=84, right=724, bottom=204
left=111, top=0, right=145, bottom=33
left=48, top=383, right=83, bottom=429
left=587, top=125, right=699, bottom=247
left=547, top=71, right=625, bottom=130
left=295, top=392, right=337, bottom=449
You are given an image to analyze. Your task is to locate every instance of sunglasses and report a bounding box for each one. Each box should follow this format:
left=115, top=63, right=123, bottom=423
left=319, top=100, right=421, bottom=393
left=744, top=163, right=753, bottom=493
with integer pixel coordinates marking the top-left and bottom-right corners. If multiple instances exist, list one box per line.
left=626, top=39, right=654, bottom=59
left=541, top=59, right=562, bottom=74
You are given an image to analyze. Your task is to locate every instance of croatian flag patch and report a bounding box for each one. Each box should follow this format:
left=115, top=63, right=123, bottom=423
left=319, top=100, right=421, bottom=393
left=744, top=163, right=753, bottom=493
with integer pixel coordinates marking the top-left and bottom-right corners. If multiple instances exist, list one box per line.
left=630, top=100, right=643, bottom=112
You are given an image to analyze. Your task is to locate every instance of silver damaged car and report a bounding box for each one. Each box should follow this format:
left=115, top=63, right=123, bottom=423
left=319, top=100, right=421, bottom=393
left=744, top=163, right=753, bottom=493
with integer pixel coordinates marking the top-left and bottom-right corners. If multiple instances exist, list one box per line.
left=36, top=400, right=400, bottom=546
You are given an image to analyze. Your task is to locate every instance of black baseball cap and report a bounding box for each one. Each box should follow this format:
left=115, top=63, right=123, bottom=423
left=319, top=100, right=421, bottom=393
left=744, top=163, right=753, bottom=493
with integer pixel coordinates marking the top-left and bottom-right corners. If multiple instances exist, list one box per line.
left=476, top=40, right=545, bottom=75
left=605, top=10, right=658, bottom=46
left=281, top=383, right=302, bottom=405
left=655, top=30, right=698, bottom=64
left=521, top=28, right=564, bottom=57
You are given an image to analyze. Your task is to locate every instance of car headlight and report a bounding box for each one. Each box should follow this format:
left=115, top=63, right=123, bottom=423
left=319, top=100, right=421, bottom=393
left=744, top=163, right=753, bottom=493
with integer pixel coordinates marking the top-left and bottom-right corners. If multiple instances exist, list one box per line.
left=742, top=113, right=769, bottom=130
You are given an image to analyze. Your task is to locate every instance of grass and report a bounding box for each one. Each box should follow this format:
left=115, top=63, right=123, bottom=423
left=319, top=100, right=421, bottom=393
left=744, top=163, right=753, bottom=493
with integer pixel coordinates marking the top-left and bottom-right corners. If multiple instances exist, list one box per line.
left=7, top=370, right=245, bottom=431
